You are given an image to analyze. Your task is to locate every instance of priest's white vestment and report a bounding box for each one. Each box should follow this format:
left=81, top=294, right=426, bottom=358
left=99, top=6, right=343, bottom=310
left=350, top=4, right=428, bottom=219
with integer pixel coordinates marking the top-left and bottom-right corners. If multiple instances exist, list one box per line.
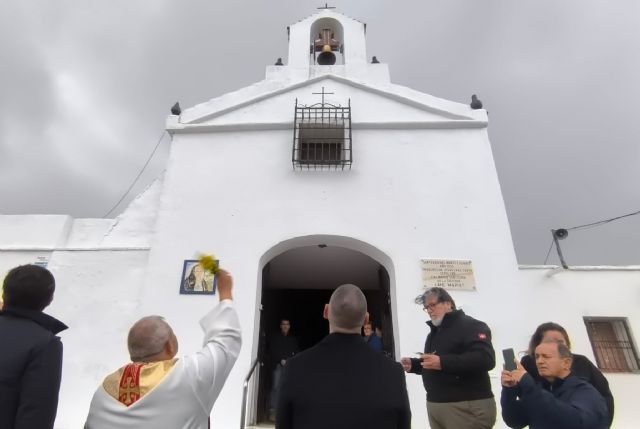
left=84, top=300, right=241, bottom=429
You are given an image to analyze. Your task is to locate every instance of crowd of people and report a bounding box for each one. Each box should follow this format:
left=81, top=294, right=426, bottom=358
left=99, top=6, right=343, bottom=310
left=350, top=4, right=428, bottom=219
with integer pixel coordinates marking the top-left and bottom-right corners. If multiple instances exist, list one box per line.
left=0, top=264, right=613, bottom=429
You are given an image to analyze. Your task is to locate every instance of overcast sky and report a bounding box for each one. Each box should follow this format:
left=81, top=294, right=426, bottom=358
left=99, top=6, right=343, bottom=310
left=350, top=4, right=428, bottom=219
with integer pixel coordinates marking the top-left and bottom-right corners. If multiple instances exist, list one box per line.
left=1, top=1, right=639, bottom=265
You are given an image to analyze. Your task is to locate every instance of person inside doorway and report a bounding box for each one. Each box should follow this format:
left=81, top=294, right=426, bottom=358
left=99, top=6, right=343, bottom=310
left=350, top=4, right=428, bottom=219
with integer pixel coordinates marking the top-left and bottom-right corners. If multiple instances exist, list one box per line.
left=363, top=322, right=383, bottom=352
left=268, top=319, right=299, bottom=421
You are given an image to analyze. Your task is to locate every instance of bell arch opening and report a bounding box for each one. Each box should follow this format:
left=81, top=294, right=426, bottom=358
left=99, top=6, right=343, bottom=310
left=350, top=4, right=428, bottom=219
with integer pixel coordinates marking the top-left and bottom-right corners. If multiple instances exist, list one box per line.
left=309, top=18, right=344, bottom=66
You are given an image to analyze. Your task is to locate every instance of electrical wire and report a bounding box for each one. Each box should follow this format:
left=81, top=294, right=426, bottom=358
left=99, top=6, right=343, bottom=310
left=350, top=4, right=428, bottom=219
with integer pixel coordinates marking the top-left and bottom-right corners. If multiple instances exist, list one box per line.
left=102, top=130, right=168, bottom=218
left=544, top=208, right=640, bottom=264
left=566, top=209, right=640, bottom=231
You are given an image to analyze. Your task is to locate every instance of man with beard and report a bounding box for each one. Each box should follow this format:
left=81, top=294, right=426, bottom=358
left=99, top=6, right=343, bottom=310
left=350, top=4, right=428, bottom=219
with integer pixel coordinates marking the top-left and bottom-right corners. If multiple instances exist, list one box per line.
left=401, top=288, right=496, bottom=429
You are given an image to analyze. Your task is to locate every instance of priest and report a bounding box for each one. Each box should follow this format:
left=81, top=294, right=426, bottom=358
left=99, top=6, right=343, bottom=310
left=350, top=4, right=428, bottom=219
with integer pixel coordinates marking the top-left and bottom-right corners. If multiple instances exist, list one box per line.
left=84, top=268, right=241, bottom=429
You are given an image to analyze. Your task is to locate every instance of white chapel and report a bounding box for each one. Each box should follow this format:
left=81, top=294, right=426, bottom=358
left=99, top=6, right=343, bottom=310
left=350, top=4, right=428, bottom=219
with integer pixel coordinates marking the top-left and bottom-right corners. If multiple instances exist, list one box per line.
left=1, top=8, right=639, bottom=429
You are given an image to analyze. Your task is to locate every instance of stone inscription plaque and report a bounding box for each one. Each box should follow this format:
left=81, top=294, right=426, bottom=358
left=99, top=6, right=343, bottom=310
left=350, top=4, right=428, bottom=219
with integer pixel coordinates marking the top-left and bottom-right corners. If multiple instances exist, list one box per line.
left=421, top=259, right=476, bottom=291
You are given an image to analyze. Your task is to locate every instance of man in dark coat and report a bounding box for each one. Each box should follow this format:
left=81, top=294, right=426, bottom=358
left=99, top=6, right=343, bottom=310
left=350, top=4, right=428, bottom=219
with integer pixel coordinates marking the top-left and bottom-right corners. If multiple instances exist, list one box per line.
left=519, top=322, right=614, bottom=426
left=0, top=264, right=68, bottom=429
left=401, top=287, right=496, bottom=429
left=501, top=341, right=608, bottom=429
left=268, top=319, right=299, bottom=420
left=276, top=284, right=411, bottom=429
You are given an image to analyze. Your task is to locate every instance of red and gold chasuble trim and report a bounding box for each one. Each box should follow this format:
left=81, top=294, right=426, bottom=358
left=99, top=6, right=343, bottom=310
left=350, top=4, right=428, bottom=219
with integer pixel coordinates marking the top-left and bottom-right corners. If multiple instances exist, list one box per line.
left=102, top=359, right=178, bottom=407
left=118, top=363, right=144, bottom=406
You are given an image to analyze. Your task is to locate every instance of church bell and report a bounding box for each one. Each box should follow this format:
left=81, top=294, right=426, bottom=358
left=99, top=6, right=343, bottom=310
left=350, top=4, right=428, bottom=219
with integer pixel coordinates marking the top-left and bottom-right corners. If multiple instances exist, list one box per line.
left=313, top=28, right=340, bottom=65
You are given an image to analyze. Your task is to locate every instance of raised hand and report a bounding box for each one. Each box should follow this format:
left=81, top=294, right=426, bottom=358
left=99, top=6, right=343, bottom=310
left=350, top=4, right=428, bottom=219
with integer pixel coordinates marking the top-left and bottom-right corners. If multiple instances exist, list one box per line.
left=216, top=269, right=233, bottom=301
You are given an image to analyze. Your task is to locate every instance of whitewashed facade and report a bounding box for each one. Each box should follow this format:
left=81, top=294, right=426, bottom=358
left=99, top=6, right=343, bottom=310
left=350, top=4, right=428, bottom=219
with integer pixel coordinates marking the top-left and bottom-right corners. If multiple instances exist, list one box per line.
left=1, top=9, right=639, bottom=429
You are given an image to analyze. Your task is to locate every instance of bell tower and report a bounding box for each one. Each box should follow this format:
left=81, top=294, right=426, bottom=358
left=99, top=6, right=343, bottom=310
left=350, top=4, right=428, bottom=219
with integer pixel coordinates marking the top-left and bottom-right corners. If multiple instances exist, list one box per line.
left=265, top=8, right=389, bottom=84
left=286, top=9, right=370, bottom=73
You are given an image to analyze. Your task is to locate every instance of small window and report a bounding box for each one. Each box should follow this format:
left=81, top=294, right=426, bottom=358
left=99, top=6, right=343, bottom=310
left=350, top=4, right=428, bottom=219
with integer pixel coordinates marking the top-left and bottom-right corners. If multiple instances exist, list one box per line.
left=293, top=98, right=352, bottom=170
left=298, top=124, right=344, bottom=164
left=584, top=317, right=640, bottom=373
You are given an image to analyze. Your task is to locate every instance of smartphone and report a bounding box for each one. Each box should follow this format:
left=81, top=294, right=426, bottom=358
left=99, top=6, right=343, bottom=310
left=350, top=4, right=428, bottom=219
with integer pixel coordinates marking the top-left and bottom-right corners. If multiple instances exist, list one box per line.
left=502, top=348, right=517, bottom=371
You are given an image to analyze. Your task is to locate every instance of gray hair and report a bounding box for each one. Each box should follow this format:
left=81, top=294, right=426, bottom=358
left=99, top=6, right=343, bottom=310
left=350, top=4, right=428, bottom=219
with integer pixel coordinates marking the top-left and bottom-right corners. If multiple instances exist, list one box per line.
left=541, top=339, right=573, bottom=360
left=414, top=287, right=456, bottom=310
left=329, top=284, right=367, bottom=330
left=128, top=316, right=173, bottom=362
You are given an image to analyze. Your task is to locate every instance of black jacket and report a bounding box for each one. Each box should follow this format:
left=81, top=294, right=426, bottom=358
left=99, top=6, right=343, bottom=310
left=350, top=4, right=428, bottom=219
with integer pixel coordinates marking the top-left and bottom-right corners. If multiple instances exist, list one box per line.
left=501, top=373, right=608, bottom=429
left=268, top=332, right=299, bottom=366
left=276, top=333, right=411, bottom=429
left=409, top=309, right=495, bottom=402
left=521, top=353, right=614, bottom=426
left=0, top=307, right=67, bottom=429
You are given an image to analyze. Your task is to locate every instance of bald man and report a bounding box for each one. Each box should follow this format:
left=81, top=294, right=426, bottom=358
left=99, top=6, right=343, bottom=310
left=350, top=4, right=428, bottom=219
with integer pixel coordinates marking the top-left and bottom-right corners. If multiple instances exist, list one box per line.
left=276, top=284, right=411, bottom=429
left=84, top=269, right=241, bottom=429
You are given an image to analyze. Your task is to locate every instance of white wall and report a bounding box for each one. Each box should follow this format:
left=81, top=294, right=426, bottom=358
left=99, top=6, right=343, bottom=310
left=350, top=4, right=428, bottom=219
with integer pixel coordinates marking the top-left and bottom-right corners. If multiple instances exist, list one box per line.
left=2, top=140, right=639, bottom=429
left=3, top=244, right=638, bottom=428
left=0, top=248, right=149, bottom=429
left=50, top=250, right=150, bottom=428
left=135, top=120, right=640, bottom=427
left=0, top=215, right=72, bottom=248
left=134, top=122, right=522, bottom=427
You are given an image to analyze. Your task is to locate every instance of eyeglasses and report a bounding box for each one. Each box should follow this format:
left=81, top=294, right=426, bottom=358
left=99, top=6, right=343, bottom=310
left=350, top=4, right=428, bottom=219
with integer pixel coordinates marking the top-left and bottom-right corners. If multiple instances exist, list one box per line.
left=423, top=302, right=441, bottom=312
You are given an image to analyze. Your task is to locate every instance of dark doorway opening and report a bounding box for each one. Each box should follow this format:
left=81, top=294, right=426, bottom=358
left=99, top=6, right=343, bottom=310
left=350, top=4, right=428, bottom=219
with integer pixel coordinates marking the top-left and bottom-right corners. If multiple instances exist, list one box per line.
left=253, top=244, right=395, bottom=424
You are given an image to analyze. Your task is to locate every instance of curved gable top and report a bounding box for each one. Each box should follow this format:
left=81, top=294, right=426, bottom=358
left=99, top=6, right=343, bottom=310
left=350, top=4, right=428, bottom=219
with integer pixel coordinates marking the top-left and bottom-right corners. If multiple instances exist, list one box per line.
left=168, top=74, right=487, bottom=133
left=289, top=9, right=365, bottom=28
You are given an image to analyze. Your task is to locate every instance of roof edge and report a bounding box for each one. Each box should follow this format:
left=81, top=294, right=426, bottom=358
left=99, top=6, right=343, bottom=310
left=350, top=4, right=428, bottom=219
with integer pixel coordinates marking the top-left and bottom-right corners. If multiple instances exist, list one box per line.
left=173, top=74, right=480, bottom=127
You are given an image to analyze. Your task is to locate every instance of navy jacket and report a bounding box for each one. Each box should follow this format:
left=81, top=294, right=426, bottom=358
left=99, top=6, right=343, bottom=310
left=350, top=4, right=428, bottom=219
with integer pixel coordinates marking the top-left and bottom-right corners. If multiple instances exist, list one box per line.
left=501, top=373, right=608, bottom=429
left=521, top=353, right=614, bottom=426
left=0, top=306, right=67, bottom=429
left=365, top=333, right=383, bottom=352
left=277, top=333, right=411, bottom=429
left=409, top=309, right=495, bottom=402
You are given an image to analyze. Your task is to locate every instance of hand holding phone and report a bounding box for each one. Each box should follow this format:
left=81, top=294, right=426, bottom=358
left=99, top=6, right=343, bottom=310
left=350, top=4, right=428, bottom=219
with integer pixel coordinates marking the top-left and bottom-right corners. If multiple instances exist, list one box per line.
left=502, top=348, right=517, bottom=371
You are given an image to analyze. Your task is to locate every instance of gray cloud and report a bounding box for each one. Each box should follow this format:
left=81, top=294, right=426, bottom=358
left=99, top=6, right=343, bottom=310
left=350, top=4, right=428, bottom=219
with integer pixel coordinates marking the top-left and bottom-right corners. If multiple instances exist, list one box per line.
left=1, top=1, right=638, bottom=264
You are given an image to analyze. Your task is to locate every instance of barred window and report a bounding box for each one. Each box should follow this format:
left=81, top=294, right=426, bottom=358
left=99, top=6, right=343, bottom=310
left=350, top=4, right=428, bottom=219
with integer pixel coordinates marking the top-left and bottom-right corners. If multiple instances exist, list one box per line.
left=293, top=98, right=351, bottom=170
left=298, top=125, right=344, bottom=164
left=584, top=317, right=640, bottom=373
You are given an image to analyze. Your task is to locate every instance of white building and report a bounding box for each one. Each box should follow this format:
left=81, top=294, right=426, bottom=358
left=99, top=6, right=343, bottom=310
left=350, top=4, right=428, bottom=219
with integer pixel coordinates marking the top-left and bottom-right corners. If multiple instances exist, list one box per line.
left=1, top=8, right=639, bottom=429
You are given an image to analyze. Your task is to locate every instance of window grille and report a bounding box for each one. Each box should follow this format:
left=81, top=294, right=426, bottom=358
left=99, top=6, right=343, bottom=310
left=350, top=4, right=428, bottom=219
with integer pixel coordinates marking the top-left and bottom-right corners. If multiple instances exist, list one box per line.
left=292, top=98, right=352, bottom=170
left=584, top=317, right=640, bottom=373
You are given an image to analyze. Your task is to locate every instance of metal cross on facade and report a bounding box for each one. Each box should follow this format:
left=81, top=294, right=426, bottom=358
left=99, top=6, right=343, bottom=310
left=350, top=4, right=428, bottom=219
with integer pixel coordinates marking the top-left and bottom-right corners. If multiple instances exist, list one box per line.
left=312, top=87, right=334, bottom=105
left=317, top=3, right=335, bottom=10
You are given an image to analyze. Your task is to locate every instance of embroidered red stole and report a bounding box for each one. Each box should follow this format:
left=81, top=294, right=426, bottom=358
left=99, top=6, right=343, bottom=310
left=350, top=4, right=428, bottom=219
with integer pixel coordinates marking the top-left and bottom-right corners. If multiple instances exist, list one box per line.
left=102, top=359, right=178, bottom=407
left=118, top=363, right=144, bottom=406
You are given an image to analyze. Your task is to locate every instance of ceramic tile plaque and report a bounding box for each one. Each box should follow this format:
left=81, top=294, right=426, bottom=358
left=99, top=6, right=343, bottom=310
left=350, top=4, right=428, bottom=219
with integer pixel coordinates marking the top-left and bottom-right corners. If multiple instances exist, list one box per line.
left=179, top=259, right=217, bottom=295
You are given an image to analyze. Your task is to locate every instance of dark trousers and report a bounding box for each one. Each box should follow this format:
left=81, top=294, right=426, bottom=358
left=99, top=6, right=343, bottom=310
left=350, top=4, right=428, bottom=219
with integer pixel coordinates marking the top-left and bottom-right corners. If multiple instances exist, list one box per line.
left=269, top=364, right=283, bottom=413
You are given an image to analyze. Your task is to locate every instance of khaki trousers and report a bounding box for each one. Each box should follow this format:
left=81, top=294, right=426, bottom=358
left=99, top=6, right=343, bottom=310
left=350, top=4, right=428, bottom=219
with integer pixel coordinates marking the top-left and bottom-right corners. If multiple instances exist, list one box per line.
left=426, top=398, right=496, bottom=429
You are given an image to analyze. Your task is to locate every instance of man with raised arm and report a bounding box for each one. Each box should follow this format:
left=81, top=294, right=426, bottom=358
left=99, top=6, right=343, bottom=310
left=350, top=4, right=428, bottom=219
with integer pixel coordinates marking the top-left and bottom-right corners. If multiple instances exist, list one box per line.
left=501, top=341, right=608, bottom=429
left=85, top=268, right=241, bottom=429
left=276, top=284, right=411, bottom=429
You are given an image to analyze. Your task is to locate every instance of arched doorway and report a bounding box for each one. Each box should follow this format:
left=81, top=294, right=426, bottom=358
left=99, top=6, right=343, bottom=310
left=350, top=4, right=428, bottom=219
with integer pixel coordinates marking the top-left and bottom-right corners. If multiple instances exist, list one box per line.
left=250, top=235, right=398, bottom=424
